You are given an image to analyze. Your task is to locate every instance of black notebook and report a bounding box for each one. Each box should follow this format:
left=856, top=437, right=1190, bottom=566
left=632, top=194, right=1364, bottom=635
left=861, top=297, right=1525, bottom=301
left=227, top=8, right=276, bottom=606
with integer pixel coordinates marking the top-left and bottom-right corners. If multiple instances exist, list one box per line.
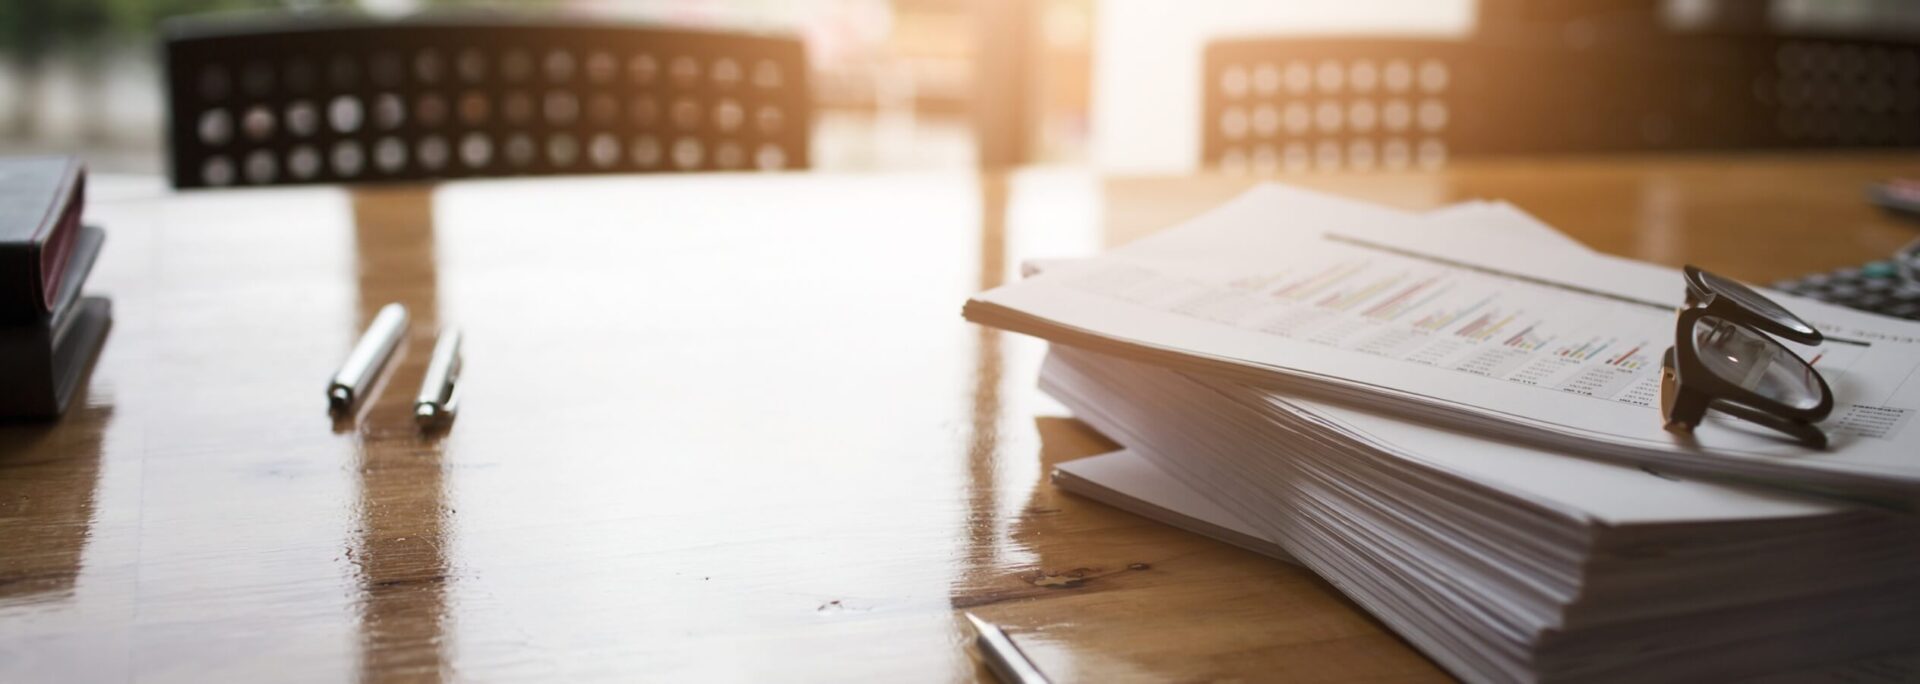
left=0, top=156, right=86, bottom=323
left=0, top=224, right=110, bottom=418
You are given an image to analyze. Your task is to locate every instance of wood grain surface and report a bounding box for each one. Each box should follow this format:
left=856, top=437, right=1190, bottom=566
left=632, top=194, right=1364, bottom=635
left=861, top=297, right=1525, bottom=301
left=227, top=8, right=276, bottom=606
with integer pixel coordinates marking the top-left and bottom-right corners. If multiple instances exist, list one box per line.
left=2, top=153, right=1916, bottom=683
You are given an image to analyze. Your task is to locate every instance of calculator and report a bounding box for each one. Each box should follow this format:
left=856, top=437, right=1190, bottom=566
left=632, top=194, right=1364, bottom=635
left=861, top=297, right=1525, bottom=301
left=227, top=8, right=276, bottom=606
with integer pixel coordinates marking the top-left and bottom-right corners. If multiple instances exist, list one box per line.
left=1771, top=237, right=1920, bottom=321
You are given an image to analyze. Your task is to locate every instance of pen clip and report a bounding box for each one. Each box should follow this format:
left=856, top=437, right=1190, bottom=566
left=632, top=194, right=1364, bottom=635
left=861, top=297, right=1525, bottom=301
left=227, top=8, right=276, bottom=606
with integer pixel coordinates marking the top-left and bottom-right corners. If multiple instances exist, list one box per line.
left=438, top=384, right=460, bottom=418
left=415, top=329, right=463, bottom=427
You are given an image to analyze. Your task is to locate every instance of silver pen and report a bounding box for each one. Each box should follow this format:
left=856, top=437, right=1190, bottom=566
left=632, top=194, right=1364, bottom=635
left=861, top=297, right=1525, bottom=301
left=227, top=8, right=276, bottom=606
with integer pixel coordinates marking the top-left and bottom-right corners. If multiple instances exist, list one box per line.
left=328, top=303, right=409, bottom=413
left=963, top=612, right=1051, bottom=684
left=414, top=329, right=462, bottom=426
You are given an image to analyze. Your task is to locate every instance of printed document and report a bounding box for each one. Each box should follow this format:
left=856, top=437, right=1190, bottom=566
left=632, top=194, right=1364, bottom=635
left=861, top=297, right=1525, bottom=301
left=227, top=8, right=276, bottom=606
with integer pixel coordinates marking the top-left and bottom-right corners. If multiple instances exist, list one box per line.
left=968, top=185, right=1920, bottom=501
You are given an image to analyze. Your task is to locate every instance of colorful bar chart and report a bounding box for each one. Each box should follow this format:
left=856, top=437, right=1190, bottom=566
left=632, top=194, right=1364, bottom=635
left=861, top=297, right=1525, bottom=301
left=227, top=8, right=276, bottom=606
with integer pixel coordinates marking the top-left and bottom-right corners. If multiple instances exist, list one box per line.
left=1555, top=337, right=1615, bottom=361
left=1460, top=312, right=1518, bottom=342
left=1318, top=274, right=1406, bottom=311
left=1362, top=276, right=1446, bottom=320
left=1503, top=325, right=1553, bottom=351
left=1414, top=296, right=1493, bottom=332
left=1071, top=240, right=1694, bottom=409
left=1272, top=262, right=1364, bottom=301
left=1606, top=344, right=1651, bottom=371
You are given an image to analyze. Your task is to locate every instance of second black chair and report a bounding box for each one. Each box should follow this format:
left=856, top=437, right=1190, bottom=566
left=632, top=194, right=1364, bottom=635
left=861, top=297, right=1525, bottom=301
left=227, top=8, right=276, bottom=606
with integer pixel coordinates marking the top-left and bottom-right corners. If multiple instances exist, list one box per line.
left=1202, top=33, right=1920, bottom=173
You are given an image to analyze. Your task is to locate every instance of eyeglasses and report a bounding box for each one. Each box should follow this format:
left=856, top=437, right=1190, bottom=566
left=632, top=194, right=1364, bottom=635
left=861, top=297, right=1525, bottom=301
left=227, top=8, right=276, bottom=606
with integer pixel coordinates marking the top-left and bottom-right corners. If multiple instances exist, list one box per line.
left=1660, top=266, right=1834, bottom=448
left=1897, top=237, right=1920, bottom=287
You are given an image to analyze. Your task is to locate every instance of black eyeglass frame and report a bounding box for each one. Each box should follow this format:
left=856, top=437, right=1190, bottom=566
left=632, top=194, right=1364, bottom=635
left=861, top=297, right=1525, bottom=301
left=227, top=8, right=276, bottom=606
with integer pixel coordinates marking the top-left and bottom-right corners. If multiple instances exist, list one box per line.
left=1661, top=266, right=1835, bottom=448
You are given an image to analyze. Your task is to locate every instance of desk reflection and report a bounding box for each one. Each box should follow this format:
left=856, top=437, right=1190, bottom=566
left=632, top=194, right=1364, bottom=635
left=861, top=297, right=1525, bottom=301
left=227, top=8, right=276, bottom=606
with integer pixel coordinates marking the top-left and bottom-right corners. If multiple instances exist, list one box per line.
left=0, top=403, right=112, bottom=606
left=348, top=189, right=452, bottom=683
left=964, top=172, right=1012, bottom=578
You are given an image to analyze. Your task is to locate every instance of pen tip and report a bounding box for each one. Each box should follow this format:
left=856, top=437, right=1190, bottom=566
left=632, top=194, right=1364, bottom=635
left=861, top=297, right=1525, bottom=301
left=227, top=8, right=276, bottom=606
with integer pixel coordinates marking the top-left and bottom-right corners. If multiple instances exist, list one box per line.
left=415, top=404, right=438, bottom=421
left=328, top=387, right=351, bottom=412
left=963, top=612, right=991, bottom=634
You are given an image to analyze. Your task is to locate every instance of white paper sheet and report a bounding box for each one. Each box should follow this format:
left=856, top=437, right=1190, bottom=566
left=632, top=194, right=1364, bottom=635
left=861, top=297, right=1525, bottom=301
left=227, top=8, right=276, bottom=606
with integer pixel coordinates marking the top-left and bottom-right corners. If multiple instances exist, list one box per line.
left=970, top=184, right=1920, bottom=501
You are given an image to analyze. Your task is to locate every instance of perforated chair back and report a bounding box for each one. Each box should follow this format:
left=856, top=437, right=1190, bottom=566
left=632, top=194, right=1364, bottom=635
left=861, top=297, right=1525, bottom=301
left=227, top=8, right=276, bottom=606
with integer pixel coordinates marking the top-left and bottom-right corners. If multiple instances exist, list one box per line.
left=164, top=13, right=811, bottom=188
left=1203, top=34, right=1920, bottom=173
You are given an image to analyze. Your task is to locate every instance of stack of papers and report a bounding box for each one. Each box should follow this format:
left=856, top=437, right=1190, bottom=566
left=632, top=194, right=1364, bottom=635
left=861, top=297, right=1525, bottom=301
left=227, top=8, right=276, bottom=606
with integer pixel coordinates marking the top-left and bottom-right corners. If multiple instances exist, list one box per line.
left=1051, top=448, right=1920, bottom=683
left=968, top=185, right=1920, bottom=503
left=964, top=186, right=1920, bottom=682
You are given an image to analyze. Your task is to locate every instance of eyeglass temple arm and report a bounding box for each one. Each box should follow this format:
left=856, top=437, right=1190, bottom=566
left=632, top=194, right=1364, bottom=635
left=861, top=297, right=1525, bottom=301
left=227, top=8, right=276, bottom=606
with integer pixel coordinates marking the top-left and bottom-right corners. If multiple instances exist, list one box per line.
left=1708, top=398, right=1830, bottom=450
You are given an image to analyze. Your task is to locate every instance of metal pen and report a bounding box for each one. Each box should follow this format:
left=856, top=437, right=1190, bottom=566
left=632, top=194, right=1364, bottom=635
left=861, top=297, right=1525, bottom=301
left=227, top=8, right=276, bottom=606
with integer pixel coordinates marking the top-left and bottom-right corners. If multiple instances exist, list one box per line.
left=414, top=329, right=462, bottom=427
left=963, top=612, right=1051, bottom=684
left=327, top=303, right=409, bottom=413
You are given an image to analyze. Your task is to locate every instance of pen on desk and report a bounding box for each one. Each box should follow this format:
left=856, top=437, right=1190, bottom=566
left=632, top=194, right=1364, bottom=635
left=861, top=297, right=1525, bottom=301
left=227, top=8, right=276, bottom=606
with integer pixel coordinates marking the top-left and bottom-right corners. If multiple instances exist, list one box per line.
left=414, top=329, right=462, bottom=427
left=327, top=303, right=409, bottom=414
left=964, top=612, right=1051, bottom=684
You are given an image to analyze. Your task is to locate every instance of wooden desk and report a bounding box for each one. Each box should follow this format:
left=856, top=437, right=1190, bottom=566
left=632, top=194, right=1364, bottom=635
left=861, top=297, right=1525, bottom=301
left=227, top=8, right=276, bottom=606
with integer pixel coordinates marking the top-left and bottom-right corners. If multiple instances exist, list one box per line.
left=2, top=153, right=1915, bottom=682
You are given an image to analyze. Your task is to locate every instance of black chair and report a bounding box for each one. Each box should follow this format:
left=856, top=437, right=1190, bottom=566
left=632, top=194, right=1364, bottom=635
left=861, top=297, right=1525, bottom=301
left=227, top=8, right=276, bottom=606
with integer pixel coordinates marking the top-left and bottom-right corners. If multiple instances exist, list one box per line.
left=163, top=12, right=811, bottom=188
left=1202, top=33, right=1920, bottom=173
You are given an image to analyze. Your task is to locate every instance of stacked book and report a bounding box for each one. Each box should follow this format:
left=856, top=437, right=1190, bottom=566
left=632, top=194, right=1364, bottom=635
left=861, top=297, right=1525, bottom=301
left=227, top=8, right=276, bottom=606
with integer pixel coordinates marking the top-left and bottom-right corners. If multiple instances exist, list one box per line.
left=965, top=186, right=1920, bottom=682
left=1, top=157, right=112, bottom=419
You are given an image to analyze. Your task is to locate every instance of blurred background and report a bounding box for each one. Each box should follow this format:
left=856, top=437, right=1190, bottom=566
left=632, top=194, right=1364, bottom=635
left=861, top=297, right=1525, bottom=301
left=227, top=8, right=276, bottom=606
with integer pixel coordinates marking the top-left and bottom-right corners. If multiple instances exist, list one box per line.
left=3, top=0, right=1918, bottom=176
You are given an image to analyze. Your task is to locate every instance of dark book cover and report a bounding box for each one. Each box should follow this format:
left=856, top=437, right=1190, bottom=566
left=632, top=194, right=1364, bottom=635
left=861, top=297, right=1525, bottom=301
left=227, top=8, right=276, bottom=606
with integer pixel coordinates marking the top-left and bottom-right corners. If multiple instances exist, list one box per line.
left=0, top=156, right=86, bottom=322
left=0, top=224, right=111, bottom=419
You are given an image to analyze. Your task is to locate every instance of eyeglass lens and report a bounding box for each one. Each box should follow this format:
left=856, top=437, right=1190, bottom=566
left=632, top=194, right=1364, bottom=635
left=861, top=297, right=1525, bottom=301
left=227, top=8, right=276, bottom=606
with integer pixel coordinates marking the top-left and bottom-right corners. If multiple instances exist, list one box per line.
left=1696, top=269, right=1819, bottom=338
left=1691, top=315, right=1824, bottom=411
left=1695, top=270, right=1819, bottom=338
